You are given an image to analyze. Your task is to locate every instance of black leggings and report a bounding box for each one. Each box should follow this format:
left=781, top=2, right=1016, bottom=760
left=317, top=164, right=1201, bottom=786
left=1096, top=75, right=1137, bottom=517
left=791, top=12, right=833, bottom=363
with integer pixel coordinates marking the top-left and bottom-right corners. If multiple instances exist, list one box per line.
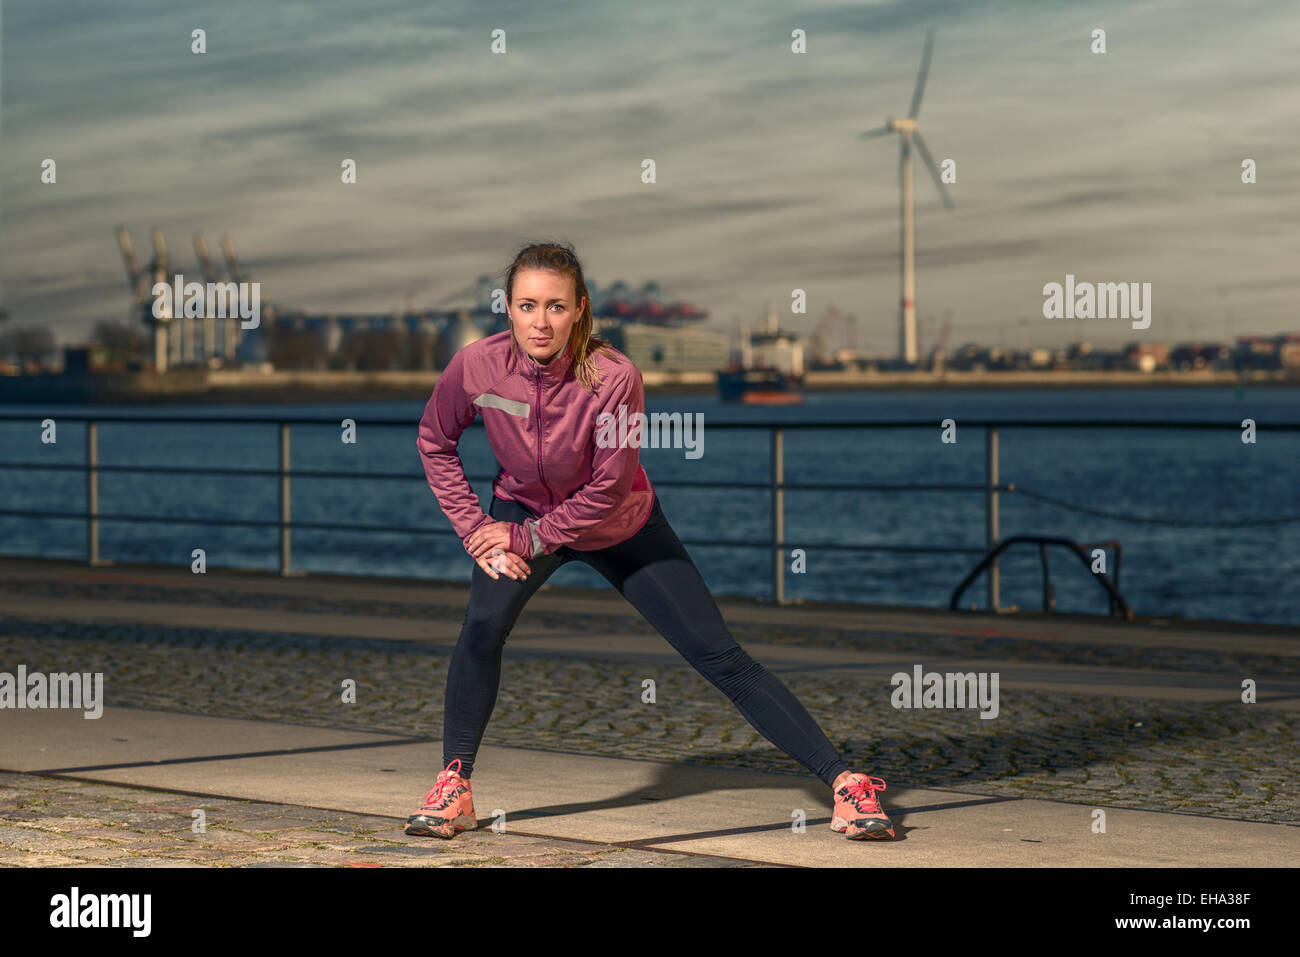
left=441, top=493, right=851, bottom=788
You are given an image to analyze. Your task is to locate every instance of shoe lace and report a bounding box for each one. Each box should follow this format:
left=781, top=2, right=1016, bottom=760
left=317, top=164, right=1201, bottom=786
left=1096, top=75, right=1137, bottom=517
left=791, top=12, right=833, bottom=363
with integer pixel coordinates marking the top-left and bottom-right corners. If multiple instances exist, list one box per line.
left=422, top=760, right=466, bottom=810
left=844, top=775, right=887, bottom=813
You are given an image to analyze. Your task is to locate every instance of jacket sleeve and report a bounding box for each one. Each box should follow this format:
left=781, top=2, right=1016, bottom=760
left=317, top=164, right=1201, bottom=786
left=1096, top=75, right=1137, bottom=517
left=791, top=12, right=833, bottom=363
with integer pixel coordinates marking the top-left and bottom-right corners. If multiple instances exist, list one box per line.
left=525, top=368, right=644, bottom=557
left=416, top=349, right=495, bottom=551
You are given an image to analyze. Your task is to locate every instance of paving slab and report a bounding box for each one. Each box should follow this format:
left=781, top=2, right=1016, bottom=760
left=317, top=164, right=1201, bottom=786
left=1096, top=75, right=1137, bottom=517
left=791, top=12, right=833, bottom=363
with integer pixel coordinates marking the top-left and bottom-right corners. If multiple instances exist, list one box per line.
left=3, top=705, right=1295, bottom=867
left=0, top=705, right=414, bottom=774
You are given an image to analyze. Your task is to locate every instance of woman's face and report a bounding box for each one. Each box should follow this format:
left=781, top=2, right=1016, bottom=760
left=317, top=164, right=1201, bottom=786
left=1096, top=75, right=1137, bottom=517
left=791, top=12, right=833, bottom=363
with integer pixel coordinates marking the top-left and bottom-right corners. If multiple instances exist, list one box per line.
left=509, top=268, right=584, bottom=364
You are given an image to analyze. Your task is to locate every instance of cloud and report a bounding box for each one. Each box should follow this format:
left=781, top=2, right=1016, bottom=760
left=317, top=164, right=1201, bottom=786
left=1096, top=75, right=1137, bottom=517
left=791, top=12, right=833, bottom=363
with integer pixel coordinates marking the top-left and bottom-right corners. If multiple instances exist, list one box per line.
left=3, top=0, right=1299, bottom=349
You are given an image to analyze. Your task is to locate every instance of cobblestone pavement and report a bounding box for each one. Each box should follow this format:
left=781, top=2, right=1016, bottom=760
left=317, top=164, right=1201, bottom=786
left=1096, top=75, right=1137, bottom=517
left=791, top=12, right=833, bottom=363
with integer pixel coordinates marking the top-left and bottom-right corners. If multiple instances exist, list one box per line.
left=0, top=772, right=756, bottom=868
left=2, top=575, right=1297, bottom=833
left=6, top=578, right=1297, bottom=676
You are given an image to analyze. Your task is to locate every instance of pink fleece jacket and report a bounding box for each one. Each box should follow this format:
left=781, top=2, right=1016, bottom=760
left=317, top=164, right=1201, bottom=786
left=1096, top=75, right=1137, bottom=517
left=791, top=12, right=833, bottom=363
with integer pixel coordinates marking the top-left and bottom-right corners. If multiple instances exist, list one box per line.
left=417, top=330, right=655, bottom=560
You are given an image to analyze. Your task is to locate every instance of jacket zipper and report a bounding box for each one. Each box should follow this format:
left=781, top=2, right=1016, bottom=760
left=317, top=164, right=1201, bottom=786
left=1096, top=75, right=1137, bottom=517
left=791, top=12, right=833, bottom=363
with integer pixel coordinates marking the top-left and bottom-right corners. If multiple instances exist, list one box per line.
left=535, top=369, right=553, bottom=509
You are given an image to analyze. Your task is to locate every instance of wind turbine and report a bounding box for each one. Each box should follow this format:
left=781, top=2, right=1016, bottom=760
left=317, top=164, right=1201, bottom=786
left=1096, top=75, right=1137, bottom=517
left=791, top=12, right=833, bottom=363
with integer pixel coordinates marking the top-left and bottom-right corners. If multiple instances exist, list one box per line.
left=861, top=27, right=953, bottom=365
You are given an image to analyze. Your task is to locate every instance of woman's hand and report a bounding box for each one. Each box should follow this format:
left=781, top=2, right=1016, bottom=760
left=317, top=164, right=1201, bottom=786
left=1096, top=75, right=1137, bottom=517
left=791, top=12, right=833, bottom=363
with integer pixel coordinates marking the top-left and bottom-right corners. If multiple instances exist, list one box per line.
left=464, top=520, right=515, bottom=559
left=477, top=547, right=531, bottom=581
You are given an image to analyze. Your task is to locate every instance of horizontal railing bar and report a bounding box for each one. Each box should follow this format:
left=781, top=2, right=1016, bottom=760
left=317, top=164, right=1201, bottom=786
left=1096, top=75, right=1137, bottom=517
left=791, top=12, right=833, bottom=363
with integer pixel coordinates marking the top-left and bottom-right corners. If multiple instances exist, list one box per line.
left=0, top=463, right=406, bottom=479
left=1, top=414, right=1298, bottom=430
left=0, top=461, right=999, bottom=492
left=0, top=463, right=440, bottom=480
left=0, top=512, right=460, bottom=534
left=0, top=510, right=312, bottom=529
left=560, top=539, right=985, bottom=553
left=0, top=508, right=980, bottom=553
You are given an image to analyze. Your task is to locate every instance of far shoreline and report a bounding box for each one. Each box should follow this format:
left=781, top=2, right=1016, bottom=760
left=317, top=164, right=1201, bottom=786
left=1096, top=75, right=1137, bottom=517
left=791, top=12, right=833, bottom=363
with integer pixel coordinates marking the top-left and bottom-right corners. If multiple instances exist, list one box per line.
left=0, top=366, right=1295, bottom=406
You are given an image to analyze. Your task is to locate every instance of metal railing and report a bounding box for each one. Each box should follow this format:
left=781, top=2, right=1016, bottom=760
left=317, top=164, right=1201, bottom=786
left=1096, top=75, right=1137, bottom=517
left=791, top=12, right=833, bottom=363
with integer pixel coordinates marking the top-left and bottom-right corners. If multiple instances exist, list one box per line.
left=2, top=415, right=1295, bottom=612
left=951, top=536, right=1131, bottom=620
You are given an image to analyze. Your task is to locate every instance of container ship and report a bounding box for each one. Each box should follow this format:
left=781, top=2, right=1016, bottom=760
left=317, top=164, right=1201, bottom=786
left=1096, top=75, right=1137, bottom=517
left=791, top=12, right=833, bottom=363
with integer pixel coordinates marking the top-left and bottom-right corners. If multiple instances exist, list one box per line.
left=716, top=302, right=805, bottom=403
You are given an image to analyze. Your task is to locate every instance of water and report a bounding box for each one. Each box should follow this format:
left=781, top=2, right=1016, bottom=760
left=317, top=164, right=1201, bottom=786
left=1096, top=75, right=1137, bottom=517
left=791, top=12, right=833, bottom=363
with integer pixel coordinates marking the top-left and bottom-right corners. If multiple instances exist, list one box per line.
left=1, top=386, right=1297, bottom=626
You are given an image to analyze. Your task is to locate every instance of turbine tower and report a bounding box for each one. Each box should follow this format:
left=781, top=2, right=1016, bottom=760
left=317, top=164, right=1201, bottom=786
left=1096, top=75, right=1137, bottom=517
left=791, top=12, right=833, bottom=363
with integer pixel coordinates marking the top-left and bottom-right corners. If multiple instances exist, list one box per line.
left=861, top=27, right=953, bottom=364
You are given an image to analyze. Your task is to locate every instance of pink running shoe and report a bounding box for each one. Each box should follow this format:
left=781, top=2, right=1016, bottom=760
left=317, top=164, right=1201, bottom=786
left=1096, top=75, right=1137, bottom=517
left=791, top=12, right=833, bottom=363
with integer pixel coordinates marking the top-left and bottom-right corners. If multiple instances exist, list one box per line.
left=831, top=773, right=895, bottom=840
left=405, top=759, right=476, bottom=838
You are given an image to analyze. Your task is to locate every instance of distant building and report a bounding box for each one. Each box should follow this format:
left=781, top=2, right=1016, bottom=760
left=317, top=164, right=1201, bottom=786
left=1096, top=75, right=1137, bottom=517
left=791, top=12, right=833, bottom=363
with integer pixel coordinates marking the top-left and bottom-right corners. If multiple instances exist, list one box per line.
left=62, top=344, right=110, bottom=375
left=596, top=319, right=729, bottom=373
left=1279, top=334, right=1300, bottom=368
left=1233, top=334, right=1282, bottom=370
left=1123, top=341, right=1169, bottom=372
left=1169, top=342, right=1231, bottom=370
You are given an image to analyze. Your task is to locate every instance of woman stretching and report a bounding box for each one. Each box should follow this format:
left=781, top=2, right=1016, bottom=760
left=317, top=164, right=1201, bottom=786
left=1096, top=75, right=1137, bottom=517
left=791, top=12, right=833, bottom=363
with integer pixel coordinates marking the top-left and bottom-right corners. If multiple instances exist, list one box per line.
left=411, top=241, right=893, bottom=841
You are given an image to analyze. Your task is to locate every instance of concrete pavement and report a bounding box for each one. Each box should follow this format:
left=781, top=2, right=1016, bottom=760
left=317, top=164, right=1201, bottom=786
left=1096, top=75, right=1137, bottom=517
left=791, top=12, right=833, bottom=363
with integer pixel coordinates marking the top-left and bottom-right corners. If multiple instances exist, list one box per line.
left=4, top=705, right=1294, bottom=867
left=1, top=557, right=1297, bottom=866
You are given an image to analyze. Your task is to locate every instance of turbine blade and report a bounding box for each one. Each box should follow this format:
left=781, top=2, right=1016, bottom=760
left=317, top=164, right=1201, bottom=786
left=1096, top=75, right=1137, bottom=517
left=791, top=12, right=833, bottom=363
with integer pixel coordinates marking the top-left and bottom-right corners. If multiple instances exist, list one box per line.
left=860, top=127, right=892, bottom=139
left=912, top=131, right=953, bottom=209
left=908, top=27, right=935, bottom=118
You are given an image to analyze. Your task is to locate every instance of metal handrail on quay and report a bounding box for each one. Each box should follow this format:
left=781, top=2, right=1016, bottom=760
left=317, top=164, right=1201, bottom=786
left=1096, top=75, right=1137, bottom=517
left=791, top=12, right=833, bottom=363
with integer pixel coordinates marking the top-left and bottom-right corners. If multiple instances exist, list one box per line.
left=1, top=414, right=1296, bottom=612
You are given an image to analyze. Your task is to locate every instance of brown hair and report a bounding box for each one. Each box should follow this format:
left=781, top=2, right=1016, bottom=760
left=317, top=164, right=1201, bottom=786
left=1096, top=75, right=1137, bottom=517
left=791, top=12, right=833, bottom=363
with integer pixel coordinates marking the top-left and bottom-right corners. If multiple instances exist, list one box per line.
left=503, top=241, right=615, bottom=393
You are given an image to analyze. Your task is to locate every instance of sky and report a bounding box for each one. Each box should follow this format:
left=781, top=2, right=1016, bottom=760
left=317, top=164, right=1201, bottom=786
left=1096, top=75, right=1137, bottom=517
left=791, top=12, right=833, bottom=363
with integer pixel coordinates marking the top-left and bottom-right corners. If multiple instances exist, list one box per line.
left=2, top=0, right=1298, bottom=355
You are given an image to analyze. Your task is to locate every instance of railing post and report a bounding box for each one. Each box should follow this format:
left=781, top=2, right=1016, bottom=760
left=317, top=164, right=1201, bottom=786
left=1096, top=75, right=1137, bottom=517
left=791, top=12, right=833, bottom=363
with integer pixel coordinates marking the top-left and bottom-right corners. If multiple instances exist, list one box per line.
left=86, top=420, right=100, bottom=565
left=279, top=422, right=291, bottom=575
left=771, top=427, right=784, bottom=605
left=985, top=425, right=1000, bottom=611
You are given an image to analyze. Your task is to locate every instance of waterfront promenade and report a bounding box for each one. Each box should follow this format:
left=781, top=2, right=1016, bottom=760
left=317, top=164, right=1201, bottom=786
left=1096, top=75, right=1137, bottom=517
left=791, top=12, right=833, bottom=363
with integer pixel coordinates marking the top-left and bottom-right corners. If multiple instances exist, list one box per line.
left=1, top=556, right=1296, bottom=867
